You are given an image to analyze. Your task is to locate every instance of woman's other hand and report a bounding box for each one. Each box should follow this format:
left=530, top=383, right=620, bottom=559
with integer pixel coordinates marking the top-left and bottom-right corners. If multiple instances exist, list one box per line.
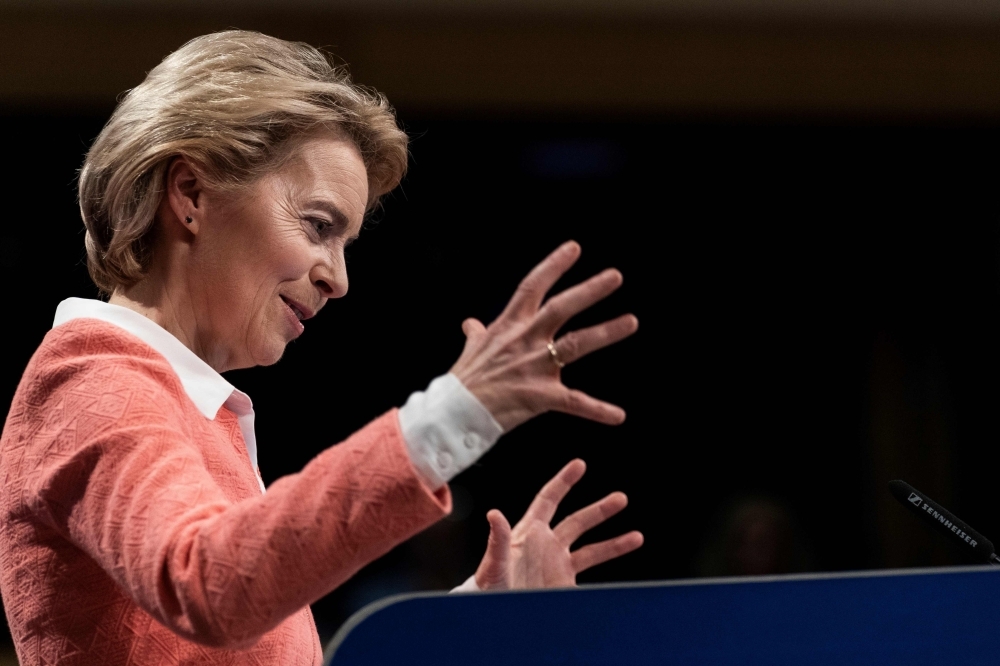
left=472, top=459, right=643, bottom=590
left=450, top=241, right=638, bottom=432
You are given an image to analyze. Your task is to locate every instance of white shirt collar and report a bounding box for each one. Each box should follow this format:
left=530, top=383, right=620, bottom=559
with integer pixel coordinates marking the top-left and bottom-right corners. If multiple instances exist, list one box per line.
left=52, top=297, right=239, bottom=421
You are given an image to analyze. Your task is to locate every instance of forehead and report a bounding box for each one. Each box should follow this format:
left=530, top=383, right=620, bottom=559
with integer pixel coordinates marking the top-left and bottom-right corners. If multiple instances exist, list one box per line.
left=271, top=133, right=369, bottom=224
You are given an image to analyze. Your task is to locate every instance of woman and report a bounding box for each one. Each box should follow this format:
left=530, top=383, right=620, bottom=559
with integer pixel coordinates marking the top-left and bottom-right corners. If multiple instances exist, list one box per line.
left=0, top=31, right=641, bottom=665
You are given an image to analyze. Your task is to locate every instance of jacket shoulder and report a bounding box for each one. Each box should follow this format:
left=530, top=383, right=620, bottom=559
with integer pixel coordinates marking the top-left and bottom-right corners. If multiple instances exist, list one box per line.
left=2, top=319, right=187, bottom=441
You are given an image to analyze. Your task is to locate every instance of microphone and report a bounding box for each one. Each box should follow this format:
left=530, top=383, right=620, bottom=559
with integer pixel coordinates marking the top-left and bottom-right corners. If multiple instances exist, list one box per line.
left=888, top=480, right=1000, bottom=565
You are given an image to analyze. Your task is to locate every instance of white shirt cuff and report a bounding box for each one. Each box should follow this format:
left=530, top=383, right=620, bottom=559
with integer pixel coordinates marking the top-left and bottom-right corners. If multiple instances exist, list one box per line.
left=449, top=575, right=481, bottom=593
left=398, top=373, right=504, bottom=491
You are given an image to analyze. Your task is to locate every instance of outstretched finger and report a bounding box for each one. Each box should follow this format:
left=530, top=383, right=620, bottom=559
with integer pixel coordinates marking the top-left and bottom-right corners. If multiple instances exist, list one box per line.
left=521, top=459, right=587, bottom=526
left=461, top=317, right=487, bottom=338
left=475, top=509, right=513, bottom=590
left=570, top=531, right=644, bottom=573
left=502, top=241, right=581, bottom=319
left=553, top=492, right=629, bottom=547
left=555, top=388, right=626, bottom=425
left=532, top=268, right=624, bottom=336
left=552, top=314, right=638, bottom=366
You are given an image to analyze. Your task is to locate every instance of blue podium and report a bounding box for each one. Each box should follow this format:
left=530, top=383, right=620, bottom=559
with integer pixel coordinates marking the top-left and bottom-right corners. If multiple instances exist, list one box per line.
left=325, top=566, right=1000, bottom=665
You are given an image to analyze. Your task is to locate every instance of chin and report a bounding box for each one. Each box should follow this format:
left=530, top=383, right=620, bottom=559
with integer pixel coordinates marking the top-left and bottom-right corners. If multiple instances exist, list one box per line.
left=248, top=337, right=289, bottom=367
left=258, top=346, right=287, bottom=367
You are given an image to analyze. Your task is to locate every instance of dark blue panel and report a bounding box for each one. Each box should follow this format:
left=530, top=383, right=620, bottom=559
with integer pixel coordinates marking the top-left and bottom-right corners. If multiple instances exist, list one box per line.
left=326, top=567, right=1000, bottom=665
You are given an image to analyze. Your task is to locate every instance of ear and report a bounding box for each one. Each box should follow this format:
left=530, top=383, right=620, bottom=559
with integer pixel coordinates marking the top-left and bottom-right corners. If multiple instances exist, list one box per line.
left=164, top=156, right=204, bottom=235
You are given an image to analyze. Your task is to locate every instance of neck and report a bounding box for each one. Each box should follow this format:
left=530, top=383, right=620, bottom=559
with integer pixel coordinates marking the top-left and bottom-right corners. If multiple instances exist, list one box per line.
left=109, top=265, right=232, bottom=372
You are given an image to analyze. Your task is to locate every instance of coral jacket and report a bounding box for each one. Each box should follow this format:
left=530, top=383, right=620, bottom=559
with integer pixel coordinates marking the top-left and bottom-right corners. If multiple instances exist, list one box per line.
left=0, top=317, right=451, bottom=665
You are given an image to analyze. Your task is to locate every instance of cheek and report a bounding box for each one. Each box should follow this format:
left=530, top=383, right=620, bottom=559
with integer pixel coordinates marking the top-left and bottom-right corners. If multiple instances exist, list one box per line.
left=238, top=232, right=310, bottom=300
left=239, top=281, right=290, bottom=366
left=249, top=224, right=305, bottom=272
left=241, top=242, right=317, bottom=352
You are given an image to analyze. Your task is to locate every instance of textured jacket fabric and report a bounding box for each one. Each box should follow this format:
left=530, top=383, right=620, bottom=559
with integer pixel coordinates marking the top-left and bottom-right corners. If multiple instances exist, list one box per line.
left=0, top=318, right=451, bottom=665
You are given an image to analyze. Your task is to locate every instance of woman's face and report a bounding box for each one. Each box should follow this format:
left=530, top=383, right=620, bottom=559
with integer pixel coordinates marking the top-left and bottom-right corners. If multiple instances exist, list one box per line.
left=189, top=133, right=369, bottom=370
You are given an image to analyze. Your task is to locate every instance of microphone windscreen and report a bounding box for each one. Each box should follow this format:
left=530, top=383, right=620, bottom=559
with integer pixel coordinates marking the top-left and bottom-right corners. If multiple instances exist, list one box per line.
left=888, top=480, right=996, bottom=563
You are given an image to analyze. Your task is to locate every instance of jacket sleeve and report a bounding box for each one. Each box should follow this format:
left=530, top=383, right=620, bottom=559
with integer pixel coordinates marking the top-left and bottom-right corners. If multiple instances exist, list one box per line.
left=24, top=354, right=451, bottom=648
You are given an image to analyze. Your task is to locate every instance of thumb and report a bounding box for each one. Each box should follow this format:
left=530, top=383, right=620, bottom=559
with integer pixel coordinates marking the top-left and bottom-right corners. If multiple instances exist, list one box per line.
left=461, top=317, right=487, bottom=339
left=475, top=509, right=512, bottom=590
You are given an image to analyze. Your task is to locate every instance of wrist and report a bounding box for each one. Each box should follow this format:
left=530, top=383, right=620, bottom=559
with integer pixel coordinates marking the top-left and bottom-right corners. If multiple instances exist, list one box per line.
left=450, top=377, right=528, bottom=433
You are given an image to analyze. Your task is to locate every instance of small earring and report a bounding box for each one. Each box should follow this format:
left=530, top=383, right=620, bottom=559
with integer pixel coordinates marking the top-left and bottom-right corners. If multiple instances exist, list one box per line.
left=185, top=216, right=193, bottom=224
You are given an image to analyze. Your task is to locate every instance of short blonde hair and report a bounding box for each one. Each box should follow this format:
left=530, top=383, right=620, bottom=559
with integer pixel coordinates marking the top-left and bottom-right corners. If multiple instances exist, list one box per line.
left=79, top=30, right=409, bottom=293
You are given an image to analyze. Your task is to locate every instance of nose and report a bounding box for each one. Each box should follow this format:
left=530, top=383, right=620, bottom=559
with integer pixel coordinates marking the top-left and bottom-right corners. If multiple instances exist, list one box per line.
left=310, top=252, right=349, bottom=299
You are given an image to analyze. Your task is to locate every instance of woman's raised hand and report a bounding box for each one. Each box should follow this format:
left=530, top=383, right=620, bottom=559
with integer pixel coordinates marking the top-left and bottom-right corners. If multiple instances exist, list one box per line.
left=472, top=459, right=644, bottom=590
left=450, top=241, right=638, bottom=432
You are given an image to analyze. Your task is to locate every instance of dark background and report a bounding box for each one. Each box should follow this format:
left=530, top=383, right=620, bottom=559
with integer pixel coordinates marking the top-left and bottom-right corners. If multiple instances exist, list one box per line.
left=2, top=4, right=1000, bottom=662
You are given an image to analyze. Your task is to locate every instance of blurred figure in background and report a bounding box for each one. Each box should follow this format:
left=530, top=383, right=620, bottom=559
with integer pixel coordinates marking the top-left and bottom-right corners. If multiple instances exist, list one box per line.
left=698, top=496, right=814, bottom=577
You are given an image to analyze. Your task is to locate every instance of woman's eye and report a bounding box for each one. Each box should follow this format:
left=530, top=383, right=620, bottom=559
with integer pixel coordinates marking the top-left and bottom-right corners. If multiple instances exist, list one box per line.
left=308, top=217, right=332, bottom=235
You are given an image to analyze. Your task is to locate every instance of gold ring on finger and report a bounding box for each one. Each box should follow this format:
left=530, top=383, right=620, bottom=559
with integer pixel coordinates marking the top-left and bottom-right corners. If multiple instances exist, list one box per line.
left=547, top=341, right=566, bottom=369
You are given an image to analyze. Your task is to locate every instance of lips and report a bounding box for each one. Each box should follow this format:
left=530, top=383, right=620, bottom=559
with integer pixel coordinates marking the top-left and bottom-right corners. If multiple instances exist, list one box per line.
left=279, top=295, right=314, bottom=337
left=281, top=297, right=307, bottom=321
left=279, top=295, right=315, bottom=321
